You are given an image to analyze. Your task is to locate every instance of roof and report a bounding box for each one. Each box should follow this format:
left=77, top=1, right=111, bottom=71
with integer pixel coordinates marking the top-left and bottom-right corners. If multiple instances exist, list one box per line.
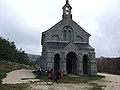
left=63, top=0, right=72, bottom=9
left=46, top=42, right=94, bottom=50
left=75, top=43, right=94, bottom=50
left=46, top=42, right=68, bottom=49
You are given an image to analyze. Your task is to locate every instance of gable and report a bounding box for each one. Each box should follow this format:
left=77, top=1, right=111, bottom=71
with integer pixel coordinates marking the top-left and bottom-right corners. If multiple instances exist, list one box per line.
left=43, top=20, right=63, bottom=34
left=41, top=19, right=91, bottom=44
left=43, top=19, right=90, bottom=36
left=64, top=42, right=79, bottom=51
left=71, top=20, right=91, bottom=37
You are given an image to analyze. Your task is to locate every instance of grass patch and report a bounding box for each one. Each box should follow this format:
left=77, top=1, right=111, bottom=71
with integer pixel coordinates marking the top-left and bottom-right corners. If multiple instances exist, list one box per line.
left=60, top=75, right=105, bottom=84
left=34, top=71, right=105, bottom=89
left=34, top=70, right=105, bottom=84
left=89, top=83, right=106, bottom=90
left=0, top=60, right=34, bottom=72
left=0, top=69, right=7, bottom=83
left=0, top=83, right=29, bottom=90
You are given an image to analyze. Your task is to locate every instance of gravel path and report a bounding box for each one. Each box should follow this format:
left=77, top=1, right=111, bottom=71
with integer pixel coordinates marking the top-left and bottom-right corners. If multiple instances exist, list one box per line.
left=98, top=73, right=120, bottom=90
left=2, top=69, right=91, bottom=90
left=2, top=69, right=120, bottom=90
left=2, top=69, right=39, bottom=84
left=29, top=82, right=91, bottom=90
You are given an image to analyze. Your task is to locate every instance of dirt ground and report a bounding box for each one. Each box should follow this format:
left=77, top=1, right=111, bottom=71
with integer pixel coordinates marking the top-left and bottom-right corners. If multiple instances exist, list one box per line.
left=2, top=69, right=120, bottom=90
left=29, top=82, right=92, bottom=90
left=98, top=73, right=120, bottom=90
left=2, top=69, right=39, bottom=84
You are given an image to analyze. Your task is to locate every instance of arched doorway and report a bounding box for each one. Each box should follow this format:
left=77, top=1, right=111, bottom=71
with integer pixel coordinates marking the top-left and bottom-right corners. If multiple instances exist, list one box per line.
left=66, top=52, right=77, bottom=74
left=54, top=54, right=60, bottom=72
left=83, top=54, right=88, bottom=75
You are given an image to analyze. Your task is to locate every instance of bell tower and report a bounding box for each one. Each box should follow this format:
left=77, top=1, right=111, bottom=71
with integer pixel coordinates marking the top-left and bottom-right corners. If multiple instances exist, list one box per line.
left=62, top=0, right=72, bottom=20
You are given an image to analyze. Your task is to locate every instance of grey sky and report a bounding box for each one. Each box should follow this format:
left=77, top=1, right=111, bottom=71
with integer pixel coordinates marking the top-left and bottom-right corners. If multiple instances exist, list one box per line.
left=0, top=0, right=120, bottom=57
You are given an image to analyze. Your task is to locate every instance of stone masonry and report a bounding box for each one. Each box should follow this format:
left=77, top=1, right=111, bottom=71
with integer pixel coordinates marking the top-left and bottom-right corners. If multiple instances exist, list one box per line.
left=41, top=0, right=97, bottom=76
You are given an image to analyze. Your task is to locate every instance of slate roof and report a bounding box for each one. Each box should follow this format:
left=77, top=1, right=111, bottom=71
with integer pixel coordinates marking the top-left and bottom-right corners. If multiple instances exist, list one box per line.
left=46, top=42, right=68, bottom=48
left=75, top=43, right=94, bottom=50
left=46, top=42, right=94, bottom=50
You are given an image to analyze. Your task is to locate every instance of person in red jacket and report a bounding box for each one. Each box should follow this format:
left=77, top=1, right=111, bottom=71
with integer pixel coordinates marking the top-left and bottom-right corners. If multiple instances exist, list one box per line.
left=47, top=68, right=53, bottom=79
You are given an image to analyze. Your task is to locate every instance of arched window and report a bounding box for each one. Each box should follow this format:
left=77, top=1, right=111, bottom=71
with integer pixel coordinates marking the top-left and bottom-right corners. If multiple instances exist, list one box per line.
left=75, top=36, right=83, bottom=42
left=63, top=30, right=67, bottom=40
left=54, top=54, right=60, bottom=72
left=52, top=35, right=60, bottom=41
left=68, top=30, right=71, bottom=40
left=83, top=54, right=88, bottom=74
left=63, top=26, right=73, bottom=41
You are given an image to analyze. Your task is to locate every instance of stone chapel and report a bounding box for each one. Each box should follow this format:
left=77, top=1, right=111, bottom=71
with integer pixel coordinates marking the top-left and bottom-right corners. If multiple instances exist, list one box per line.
left=41, top=0, right=97, bottom=76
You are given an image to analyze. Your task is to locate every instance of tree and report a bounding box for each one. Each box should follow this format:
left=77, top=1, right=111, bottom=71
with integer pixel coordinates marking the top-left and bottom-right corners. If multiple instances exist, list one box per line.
left=0, top=36, right=32, bottom=65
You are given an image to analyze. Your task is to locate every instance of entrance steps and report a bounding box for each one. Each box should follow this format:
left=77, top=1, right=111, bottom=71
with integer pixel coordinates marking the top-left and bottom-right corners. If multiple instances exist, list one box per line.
left=68, top=74, right=80, bottom=77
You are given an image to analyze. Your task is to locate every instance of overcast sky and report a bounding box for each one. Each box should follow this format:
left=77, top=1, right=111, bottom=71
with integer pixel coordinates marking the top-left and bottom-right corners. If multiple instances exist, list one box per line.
left=0, top=0, right=120, bottom=57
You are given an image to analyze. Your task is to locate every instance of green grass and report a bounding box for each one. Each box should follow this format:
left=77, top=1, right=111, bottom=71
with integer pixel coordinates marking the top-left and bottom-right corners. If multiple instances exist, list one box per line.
left=0, top=69, right=7, bottom=83
left=0, top=83, right=29, bottom=90
left=34, top=70, right=105, bottom=84
left=60, top=75, right=105, bottom=84
left=0, top=60, right=34, bottom=72
left=89, top=83, right=106, bottom=90
left=34, top=71, right=105, bottom=90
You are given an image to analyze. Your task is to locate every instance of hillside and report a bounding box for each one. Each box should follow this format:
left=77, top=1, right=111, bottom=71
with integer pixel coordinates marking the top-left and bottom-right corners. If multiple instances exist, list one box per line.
left=27, top=54, right=40, bottom=61
left=0, top=36, right=32, bottom=65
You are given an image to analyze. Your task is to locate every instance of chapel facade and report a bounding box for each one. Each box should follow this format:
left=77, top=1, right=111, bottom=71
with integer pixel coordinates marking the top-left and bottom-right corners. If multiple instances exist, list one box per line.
left=41, top=0, right=97, bottom=76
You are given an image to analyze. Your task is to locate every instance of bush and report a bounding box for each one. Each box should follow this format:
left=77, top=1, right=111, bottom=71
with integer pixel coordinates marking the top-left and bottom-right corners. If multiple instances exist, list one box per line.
left=97, top=57, right=120, bottom=75
left=0, top=69, right=7, bottom=83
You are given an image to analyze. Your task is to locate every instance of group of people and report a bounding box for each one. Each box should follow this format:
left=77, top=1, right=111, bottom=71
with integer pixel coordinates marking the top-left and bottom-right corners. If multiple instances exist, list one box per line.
left=37, top=67, right=64, bottom=80
left=37, top=67, right=47, bottom=75
left=47, top=68, right=64, bottom=81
